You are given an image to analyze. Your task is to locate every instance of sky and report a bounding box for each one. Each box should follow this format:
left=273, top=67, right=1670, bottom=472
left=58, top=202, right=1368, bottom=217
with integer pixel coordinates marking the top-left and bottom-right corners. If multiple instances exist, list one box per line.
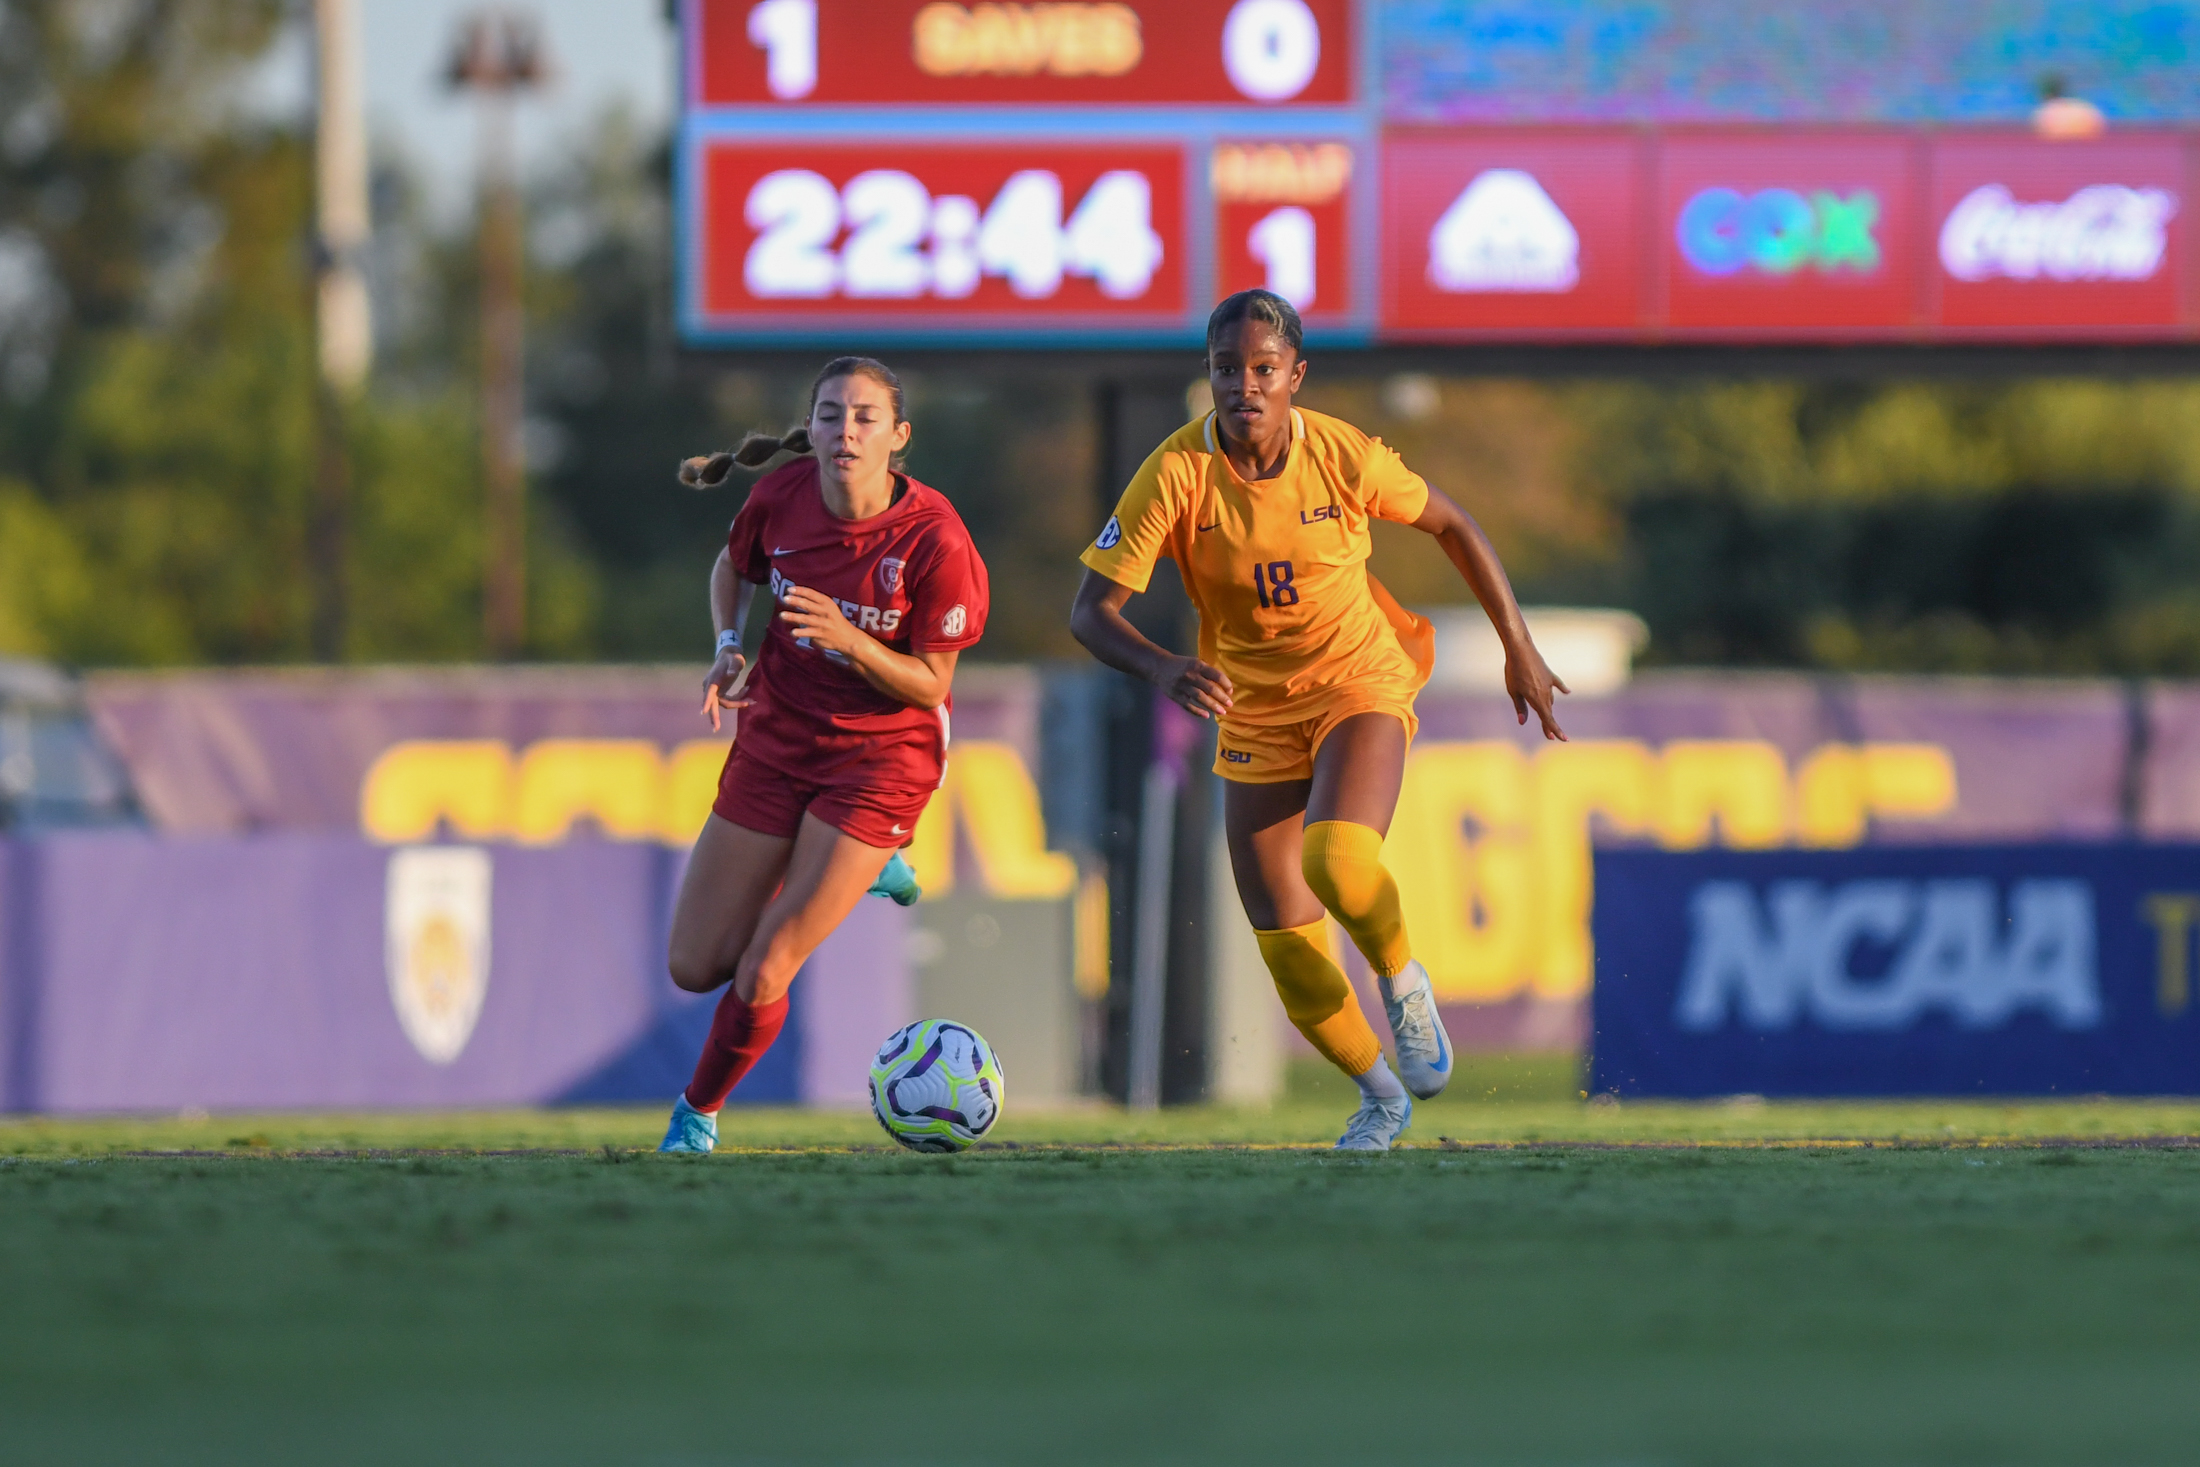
left=253, top=0, right=677, bottom=220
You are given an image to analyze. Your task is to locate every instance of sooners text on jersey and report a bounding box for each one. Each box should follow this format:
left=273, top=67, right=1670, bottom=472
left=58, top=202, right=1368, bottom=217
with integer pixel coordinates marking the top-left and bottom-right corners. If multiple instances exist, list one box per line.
left=767, top=564, right=905, bottom=662
left=725, top=457, right=989, bottom=788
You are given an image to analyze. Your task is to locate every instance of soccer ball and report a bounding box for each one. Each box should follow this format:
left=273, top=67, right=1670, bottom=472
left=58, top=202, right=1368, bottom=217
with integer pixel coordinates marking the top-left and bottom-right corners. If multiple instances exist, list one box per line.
left=869, top=1019, right=1005, bottom=1153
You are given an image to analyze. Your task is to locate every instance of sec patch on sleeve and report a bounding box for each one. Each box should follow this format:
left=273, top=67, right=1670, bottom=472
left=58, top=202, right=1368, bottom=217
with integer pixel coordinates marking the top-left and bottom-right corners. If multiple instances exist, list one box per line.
left=942, top=605, right=968, bottom=638
left=1094, top=515, right=1122, bottom=550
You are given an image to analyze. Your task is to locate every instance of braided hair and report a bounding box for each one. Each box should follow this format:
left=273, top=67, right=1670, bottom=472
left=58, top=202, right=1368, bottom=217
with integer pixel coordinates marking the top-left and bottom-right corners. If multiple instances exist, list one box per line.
left=679, top=356, right=908, bottom=488
left=1205, top=288, right=1304, bottom=358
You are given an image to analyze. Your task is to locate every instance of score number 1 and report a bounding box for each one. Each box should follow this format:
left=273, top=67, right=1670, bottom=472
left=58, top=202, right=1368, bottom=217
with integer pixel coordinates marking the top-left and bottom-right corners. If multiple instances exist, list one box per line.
left=1213, top=141, right=1350, bottom=315
left=748, top=0, right=817, bottom=99
left=745, top=166, right=1166, bottom=301
left=1247, top=206, right=1316, bottom=308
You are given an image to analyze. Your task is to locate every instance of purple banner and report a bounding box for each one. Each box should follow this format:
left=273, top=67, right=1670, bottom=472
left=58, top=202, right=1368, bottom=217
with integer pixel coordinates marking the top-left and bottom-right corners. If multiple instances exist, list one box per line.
left=1416, top=673, right=2144, bottom=840
left=85, top=665, right=1041, bottom=836
left=84, top=666, right=2182, bottom=839
left=0, top=831, right=910, bottom=1114
left=62, top=663, right=2200, bottom=1069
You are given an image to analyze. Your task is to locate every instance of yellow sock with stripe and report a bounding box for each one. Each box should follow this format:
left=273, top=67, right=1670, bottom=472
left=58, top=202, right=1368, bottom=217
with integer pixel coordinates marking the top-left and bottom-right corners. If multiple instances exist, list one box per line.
left=1254, top=919, right=1381, bottom=1078
left=1301, top=819, right=1414, bottom=978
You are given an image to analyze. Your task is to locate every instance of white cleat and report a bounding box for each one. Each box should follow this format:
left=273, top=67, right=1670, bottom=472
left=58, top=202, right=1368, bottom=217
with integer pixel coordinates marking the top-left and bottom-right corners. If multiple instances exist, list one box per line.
left=1335, top=1093, right=1412, bottom=1151
left=1381, top=961, right=1454, bottom=1100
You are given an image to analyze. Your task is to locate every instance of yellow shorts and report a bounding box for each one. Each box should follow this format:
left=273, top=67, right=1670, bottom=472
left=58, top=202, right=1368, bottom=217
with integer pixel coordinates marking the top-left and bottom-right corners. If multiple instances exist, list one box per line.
left=1213, top=694, right=1419, bottom=784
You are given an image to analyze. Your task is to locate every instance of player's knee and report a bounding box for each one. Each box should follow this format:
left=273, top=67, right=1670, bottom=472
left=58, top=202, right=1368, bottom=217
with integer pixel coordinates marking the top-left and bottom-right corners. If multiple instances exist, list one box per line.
left=1299, top=841, right=1356, bottom=912
left=734, top=939, right=802, bottom=1007
left=1300, top=819, right=1384, bottom=914
left=667, top=944, right=732, bottom=994
left=1238, top=886, right=1322, bottom=933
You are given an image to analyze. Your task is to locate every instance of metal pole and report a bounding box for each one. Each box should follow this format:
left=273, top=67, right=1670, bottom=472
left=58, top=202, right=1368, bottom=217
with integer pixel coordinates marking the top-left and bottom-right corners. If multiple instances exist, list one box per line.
left=309, top=0, right=371, bottom=660
left=477, top=93, right=526, bottom=658
left=314, top=0, right=372, bottom=391
left=1127, top=761, right=1178, bottom=1110
left=450, top=11, right=547, bottom=662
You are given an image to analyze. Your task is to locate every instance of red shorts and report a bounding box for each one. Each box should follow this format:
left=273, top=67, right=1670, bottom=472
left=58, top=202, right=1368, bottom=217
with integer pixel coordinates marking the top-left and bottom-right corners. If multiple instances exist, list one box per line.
left=711, top=741, right=930, bottom=849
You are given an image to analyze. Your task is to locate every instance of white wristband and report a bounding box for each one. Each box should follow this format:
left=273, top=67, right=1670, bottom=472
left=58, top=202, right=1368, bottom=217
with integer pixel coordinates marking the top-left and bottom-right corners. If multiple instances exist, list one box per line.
left=715, top=629, right=742, bottom=656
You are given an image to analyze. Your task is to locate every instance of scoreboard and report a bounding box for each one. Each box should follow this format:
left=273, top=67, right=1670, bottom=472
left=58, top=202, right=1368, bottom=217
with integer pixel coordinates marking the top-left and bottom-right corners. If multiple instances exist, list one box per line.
left=676, top=0, right=2200, bottom=347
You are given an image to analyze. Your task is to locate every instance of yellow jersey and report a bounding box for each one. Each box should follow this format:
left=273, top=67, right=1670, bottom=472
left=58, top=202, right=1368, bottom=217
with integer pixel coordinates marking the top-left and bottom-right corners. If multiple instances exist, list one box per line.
left=1081, top=408, right=1436, bottom=727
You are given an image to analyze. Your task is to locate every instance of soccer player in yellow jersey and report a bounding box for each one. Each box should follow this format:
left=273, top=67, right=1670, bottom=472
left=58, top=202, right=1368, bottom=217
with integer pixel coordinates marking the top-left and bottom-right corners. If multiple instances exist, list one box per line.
left=1071, top=290, right=1569, bottom=1150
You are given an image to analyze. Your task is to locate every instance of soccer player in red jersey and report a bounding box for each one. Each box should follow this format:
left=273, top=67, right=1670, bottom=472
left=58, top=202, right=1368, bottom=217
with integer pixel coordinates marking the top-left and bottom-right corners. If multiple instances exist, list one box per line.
left=658, top=357, right=989, bottom=1153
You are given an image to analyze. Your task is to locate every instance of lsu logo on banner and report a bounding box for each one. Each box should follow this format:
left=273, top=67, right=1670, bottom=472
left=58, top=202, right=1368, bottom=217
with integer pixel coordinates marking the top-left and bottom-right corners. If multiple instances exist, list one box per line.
left=384, top=846, right=493, bottom=1063
left=1674, top=877, right=2100, bottom=1033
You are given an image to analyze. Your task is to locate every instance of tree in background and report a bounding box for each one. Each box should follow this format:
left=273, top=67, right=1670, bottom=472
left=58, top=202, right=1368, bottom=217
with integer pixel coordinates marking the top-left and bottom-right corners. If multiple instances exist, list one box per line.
left=0, top=0, right=298, bottom=661
left=1570, top=378, right=2200, bottom=674
left=0, top=0, right=578, bottom=666
left=1312, top=372, right=2200, bottom=676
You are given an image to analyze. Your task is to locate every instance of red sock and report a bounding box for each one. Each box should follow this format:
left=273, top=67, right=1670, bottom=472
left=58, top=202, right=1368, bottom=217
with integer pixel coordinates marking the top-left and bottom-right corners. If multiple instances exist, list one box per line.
left=683, top=990, right=790, bottom=1113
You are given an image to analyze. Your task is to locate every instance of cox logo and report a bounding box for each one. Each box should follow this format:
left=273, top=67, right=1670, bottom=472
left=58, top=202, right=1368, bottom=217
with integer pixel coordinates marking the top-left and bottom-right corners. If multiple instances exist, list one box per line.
left=1677, top=188, right=1881, bottom=277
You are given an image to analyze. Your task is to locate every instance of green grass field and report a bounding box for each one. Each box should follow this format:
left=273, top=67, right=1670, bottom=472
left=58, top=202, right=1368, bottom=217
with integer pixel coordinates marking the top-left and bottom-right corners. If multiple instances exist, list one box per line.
left=7, top=1057, right=2200, bottom=1465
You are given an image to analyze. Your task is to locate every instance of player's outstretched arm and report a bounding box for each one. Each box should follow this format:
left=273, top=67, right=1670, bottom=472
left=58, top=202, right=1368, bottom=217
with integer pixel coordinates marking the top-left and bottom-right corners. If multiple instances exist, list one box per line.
left=1069, top=568, right=1234, bottom=720
left=1412, top=487, right=1569, bottom=741
left=778, top=585, right=960, bottom=709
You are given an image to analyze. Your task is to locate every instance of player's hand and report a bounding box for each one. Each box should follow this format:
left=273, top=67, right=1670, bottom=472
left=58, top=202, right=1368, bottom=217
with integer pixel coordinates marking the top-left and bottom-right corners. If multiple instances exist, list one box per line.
left=779, top=586, right=867, bottom=661
left=1158, top=654, right=1234, bottom=721
left=1505, top=642, right=1569, bottom=741
left=701, top=648, right=750, bottom=733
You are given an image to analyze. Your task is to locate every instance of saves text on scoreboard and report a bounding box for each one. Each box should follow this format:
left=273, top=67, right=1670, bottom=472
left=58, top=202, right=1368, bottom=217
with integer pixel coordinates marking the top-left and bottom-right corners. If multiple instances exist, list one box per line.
left=692, top=0, right=1355, bottom=107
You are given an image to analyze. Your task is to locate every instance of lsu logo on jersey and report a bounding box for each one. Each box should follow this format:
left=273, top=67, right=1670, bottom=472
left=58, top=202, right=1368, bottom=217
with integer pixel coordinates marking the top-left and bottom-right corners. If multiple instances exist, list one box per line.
left=1219, top=747, right=1254, bottom=765
left=1094, top=515, right=1123, bottom=550
left=1300, top=505, right=1340, bottom=525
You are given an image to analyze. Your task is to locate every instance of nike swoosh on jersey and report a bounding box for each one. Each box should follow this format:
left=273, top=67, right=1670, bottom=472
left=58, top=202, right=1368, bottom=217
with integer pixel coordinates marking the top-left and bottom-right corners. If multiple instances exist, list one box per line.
left=1196, top=520, right=1222, bottom=533
left=890, top=824, right=908, bottom=835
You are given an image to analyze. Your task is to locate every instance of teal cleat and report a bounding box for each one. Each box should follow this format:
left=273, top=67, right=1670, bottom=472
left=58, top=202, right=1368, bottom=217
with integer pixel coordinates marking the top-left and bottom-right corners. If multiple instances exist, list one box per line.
left=658, top=1094, right=718, bottom=1154
left=867, top=849, right=922, bottom=907
left=1335, top=1093, right=1412, bottom=1152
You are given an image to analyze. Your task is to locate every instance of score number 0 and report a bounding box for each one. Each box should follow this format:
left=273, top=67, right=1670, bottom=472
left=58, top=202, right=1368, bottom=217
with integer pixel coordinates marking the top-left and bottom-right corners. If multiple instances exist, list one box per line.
left=745, top=167, right=1167, bottom=301
left=744, top=0, right=1326, bottom=103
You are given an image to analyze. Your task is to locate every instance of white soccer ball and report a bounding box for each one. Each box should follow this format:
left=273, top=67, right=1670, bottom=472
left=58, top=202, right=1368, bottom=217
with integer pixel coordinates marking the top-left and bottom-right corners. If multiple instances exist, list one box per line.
left=869, top=1019, right=1005, bottom=1153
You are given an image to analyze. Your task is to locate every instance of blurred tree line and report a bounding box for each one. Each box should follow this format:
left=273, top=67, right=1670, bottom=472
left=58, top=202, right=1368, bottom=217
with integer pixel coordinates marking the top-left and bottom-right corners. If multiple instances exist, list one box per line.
left=1341, top=374, right=2200, bottom=675
left=2, top=2, right=2198, bottom=676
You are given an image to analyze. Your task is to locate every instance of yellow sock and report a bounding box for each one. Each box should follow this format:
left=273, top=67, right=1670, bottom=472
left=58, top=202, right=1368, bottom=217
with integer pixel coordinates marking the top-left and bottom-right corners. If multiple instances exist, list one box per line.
left=1301, top=819, right=1413, bottom=978
left=1254, top=920, right=1380, bottom=1077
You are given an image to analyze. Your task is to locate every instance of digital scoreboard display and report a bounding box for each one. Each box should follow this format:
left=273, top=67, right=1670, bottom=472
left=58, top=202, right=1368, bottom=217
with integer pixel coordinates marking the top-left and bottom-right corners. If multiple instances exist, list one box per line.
left=677, top=0, right=2200, bottom=346
left=700, top=142, right=1188, bottom=325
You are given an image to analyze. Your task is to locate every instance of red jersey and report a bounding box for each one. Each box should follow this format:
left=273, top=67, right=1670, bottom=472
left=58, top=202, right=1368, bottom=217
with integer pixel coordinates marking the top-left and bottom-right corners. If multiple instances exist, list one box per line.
left=726, top=458, right=989, bottom=788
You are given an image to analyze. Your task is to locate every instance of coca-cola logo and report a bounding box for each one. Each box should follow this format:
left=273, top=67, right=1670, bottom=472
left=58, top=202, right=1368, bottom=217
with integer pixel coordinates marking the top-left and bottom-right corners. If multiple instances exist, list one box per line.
left=1938, top=183, right=2178, bottom=284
